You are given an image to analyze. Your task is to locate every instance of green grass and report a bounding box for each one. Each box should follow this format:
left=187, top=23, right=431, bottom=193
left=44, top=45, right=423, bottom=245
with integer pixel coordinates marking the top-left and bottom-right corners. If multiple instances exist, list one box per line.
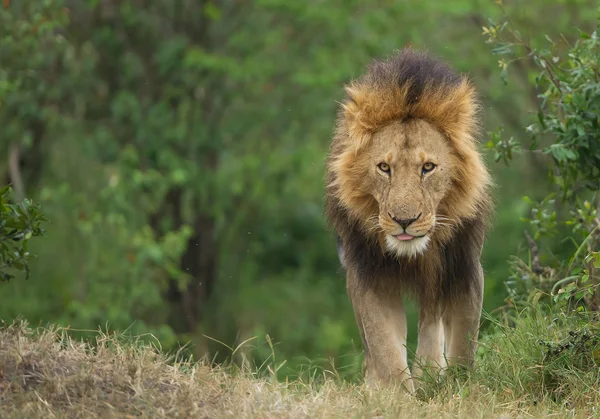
left=1, top=308, right=599, bottom=418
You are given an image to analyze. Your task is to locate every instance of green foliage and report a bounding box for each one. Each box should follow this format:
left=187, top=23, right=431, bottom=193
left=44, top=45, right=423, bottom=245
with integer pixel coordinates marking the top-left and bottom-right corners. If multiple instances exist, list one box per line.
left=485, top=12, right=600, bottom=197
left=0, top=1, right=70, bottom=156
left=485, top=8, right=600, bottom=310
left=487, top=126, right=521, bottom=165
left=0, top=185, right=47, bottom=281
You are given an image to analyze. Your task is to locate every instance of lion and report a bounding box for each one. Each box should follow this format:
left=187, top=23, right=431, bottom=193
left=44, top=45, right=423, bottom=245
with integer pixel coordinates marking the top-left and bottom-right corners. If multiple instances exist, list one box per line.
left=325, top=49, right=493, bottom=392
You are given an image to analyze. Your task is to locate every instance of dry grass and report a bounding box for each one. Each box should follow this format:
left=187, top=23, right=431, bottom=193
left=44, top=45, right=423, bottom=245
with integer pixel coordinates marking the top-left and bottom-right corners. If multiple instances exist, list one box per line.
left=0, top=319, right=598, bottom=418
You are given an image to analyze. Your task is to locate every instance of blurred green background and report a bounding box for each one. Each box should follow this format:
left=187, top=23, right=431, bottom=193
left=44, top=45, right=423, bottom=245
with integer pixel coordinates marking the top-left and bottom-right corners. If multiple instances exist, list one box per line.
left=0, top=0, right=597, bottom=380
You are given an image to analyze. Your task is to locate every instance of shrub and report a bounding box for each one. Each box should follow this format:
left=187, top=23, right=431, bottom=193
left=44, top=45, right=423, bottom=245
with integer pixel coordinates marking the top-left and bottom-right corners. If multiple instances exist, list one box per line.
left=484, top=9, right=600, bottom=311
left=0, top=185, right=48, bottom=281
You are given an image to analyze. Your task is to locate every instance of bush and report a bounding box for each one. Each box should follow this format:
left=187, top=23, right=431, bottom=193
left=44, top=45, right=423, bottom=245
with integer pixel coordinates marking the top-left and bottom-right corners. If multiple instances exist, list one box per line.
left=484, top=9, right=600, bottom=311
left=416, top=307, right=600, bottom=407
left=0, top=185, right=47, bottom=281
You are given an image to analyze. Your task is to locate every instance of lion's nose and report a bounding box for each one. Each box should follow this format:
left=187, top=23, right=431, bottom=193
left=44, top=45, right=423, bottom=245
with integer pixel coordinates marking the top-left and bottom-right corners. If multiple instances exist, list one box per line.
left=388, top=212, right=421, bottom=230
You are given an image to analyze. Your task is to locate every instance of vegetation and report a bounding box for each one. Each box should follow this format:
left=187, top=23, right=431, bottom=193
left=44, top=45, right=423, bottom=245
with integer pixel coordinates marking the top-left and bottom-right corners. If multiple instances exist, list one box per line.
left=1, top=315, right=599, bottom=418
left=0, top=185, right=47, bottom=282
left=1, top=0, right=600, bottom=416
left=485, top=6, right=600, bottom=312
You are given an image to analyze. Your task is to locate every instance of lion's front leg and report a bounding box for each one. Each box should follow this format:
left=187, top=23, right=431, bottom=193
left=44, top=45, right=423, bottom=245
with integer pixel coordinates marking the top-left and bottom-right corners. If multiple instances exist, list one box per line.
left=443, top=264, right=484, bottom=368
left=347, top=271, right=414, bottom=392
left=412, top=307, right=445, bottom=387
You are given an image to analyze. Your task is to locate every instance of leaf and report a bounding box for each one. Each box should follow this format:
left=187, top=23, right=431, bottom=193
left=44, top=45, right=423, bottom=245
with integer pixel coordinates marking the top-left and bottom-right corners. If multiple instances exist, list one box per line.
left=491, top=44, right=513, bottom=56
left=578, top=29, right=591, bottom=39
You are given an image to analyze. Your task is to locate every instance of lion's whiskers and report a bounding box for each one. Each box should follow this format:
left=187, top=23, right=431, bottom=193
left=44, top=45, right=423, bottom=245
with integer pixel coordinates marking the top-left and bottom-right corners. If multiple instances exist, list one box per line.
left=434, top=214, right=458, bottom=232
left=435, top=215, right=456, bottom=223
left=365, top=223, right=383, bottom=234
left=435, top=222, right=454, bottom=228
left=361, top=214, right=379, bottom=227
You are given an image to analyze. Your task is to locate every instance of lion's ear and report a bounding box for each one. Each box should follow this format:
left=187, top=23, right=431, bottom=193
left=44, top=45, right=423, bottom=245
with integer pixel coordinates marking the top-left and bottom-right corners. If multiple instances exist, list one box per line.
left=411, top=79, right=479, bottom=152
left=437, top=80, right=480, bottom=148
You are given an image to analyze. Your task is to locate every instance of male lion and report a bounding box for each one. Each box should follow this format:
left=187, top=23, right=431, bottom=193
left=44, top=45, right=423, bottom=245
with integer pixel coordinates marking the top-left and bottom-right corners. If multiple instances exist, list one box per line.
left=325, top=49, right=493, bottom=392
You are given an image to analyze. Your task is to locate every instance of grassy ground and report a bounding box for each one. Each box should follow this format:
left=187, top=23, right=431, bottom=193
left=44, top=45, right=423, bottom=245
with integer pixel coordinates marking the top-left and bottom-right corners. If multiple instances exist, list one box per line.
left=1, top=312, right=599, bottom=418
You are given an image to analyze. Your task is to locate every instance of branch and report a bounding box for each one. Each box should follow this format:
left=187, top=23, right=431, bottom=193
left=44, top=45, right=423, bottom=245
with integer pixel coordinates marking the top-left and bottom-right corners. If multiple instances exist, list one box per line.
left=8, top=144, right=24, bottom=202
left=525, top=230, right=544, bottom=275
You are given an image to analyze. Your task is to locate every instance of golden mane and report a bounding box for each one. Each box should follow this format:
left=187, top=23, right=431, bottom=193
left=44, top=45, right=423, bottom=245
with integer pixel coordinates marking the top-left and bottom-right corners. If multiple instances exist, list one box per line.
left=329, top=48, right=491, bottom=227
left=341, top=49, right=479, bottom=150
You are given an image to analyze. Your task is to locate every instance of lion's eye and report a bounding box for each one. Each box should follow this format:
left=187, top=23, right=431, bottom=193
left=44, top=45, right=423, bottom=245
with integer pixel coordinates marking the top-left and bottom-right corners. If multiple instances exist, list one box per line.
left=377, top=162, right=391, bottom=174
left=422, top=162, right=436, bottom=175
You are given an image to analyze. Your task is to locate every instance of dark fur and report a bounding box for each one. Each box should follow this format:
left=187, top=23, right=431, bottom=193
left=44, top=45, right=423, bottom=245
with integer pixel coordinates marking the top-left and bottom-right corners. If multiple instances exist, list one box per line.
left=359, top=49, right=462, bottom=106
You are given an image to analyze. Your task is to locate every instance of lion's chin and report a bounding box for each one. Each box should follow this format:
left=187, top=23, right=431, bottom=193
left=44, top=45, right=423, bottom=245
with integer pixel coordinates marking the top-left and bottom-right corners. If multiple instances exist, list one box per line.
left=384, top=234, right=431, bottom=259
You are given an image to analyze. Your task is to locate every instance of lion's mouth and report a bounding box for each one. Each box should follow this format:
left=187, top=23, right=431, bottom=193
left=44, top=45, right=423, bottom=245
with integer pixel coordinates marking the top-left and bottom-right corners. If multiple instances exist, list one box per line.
left=395, top=233, right=416, bottom=241
left=394, top=232, right=429, bottom=241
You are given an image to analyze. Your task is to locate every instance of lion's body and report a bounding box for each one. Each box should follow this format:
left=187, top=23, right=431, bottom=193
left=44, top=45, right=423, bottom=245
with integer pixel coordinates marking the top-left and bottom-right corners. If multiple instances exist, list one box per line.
left=325, top=49, right=493, bottom=391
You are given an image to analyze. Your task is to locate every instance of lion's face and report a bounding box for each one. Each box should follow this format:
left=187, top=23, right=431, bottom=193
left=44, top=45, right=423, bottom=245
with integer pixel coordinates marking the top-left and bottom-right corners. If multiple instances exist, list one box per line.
left=370, top=119, right=453, bottom=257
left=334, top=118, right=459, bottom=258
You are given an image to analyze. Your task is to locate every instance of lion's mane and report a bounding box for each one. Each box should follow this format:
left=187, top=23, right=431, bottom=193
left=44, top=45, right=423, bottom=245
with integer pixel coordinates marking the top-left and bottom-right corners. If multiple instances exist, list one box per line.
left=325, top=49, right=493, bottom=307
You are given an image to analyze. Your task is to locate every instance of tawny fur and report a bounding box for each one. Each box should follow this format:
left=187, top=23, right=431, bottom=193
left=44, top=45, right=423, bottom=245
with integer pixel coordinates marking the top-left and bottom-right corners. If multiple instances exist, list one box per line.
left=324, top=48, right=494, bottom=389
